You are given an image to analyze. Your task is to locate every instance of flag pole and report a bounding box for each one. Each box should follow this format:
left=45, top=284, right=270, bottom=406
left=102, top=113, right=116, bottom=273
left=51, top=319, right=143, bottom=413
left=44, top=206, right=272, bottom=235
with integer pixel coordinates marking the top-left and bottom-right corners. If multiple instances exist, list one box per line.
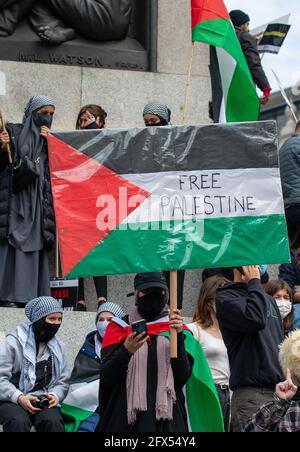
left=55, top=229, right=60, bottom=279
left=290, top=106, right=298, bottom=124
left=182, top=42, right=196, bottom=123
left=272, top=69, right=298, bottom=123
left=0, top=109, right=12, bottom=164
left=170, top=270, right=178, bottom=358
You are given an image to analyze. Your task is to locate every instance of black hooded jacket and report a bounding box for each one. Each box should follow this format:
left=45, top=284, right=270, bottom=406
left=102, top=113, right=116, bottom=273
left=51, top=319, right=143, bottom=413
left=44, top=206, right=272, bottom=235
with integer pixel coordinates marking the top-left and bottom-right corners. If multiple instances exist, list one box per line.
left=216, top=279, right=285, bottom=390
left=0, top=122, right=55, bottom=248
left=235, top=27, right=270, bottom=92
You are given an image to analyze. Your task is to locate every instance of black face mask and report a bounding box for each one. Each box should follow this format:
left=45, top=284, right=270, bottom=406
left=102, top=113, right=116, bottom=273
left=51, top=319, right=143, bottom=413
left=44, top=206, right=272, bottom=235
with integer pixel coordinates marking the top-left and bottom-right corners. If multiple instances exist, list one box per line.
left=33, top=318, right=61, bottom=343
left=145, top=118, right=168, bottom=127
left=32, top=112, right=53, bottom=129
left=137, top=291, right=167, bottom=322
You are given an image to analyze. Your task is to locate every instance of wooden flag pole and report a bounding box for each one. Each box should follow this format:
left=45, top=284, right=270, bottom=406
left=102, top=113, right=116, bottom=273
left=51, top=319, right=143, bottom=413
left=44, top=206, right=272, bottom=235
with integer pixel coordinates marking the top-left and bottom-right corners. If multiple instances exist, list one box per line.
left=0, top=109, right=12, bottom=164
left=182, top=42, right=196, bottom=123
left=170, top=270, right=178, bottom=359
left=55, top=229, right=60, bottom=279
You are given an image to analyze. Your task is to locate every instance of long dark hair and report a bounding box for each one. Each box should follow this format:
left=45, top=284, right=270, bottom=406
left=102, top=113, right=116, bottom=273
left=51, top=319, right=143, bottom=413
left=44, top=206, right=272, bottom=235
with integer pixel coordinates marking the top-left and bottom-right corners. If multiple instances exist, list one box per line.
left=193, top=276, right=228, bottom=328
left=76, top=104, right=107, bottom=129
left=265, top=279, right=294, bottom=334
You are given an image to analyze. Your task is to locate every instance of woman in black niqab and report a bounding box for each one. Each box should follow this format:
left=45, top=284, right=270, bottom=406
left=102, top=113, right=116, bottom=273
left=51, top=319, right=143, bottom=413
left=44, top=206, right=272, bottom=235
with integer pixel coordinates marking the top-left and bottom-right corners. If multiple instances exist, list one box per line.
left=0, top=96, right=56, bottom=306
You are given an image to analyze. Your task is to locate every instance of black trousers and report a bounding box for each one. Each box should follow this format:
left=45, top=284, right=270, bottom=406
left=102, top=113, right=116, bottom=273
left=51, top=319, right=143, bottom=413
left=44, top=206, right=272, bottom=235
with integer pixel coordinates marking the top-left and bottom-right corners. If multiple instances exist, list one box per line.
left=216, top=385, right=230, bottom=432
left=0, top=402, right=65, bottom=432
left=78, top=276, right=107, bottom=301
left=285, top=205, right=300, bottom=248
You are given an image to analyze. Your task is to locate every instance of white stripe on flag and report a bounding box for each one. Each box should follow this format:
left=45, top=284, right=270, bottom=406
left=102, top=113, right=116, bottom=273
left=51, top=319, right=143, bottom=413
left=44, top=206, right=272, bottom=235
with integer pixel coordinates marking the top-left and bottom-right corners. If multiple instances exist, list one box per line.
left=63, top=380, right=99, bottom=412
left=216, top=47, right=237, bottom=119
left=121, top=168, right=284, bottom=224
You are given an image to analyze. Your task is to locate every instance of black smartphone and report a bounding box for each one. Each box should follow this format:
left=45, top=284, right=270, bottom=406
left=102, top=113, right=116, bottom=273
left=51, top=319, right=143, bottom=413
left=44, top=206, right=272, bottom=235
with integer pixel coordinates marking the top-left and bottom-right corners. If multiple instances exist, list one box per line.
left=131, top=319, right=147, bottom=335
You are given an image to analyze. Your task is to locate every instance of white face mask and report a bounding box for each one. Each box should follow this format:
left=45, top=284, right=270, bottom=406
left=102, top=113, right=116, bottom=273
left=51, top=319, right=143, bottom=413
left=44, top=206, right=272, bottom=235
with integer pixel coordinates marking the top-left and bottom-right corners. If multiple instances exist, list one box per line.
left=276, top=299, right=292, bottom=319
left=96, top=320, right=109, bottom=338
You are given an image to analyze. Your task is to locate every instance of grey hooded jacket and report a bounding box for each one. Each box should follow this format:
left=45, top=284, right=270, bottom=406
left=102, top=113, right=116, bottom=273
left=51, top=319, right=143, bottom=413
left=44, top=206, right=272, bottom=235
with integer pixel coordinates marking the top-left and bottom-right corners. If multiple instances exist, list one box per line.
left=279, top=135, right=300, bottom=208
left=0, top=325, right=69, bottom=404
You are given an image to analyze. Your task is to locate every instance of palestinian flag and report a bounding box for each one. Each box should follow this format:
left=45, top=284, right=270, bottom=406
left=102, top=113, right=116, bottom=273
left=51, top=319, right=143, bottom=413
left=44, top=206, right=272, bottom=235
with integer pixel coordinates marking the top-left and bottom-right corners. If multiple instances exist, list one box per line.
left=101, top=319, right=224, bottom=432
left=191, top=0, right=260, bottom=122
left=61, top=379, right=99, bottom=432
left=48, top=122, right=290, bottom=278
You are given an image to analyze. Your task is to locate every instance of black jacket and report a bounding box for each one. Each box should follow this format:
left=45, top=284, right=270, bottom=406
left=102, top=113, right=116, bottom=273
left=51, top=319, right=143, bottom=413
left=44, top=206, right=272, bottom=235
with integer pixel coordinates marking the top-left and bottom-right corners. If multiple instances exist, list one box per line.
left=0, top=122, right=55, bottom=248
left=235, top=27, right=270, bottom=92
left=0, top=123, right=21, bottom=238
left=98, top=332, right=192, bottom=432
left=279, top=251, right=300, bottom=291
left=70, top=331, right=101, bottom=384
left=216, top=279, right=284, bottom=390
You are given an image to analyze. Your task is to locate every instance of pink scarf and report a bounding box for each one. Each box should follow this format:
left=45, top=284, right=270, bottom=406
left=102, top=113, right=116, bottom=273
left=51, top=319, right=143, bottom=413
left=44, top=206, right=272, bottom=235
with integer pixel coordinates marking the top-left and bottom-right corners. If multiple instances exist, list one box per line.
left=126, top=308, right=176, bottom=426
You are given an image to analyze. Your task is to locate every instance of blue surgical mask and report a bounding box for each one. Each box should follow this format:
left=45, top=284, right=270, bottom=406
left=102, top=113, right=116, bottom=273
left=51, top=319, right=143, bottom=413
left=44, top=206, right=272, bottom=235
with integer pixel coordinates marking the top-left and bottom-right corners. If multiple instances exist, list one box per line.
left=259, top=265, right=268, bottom=275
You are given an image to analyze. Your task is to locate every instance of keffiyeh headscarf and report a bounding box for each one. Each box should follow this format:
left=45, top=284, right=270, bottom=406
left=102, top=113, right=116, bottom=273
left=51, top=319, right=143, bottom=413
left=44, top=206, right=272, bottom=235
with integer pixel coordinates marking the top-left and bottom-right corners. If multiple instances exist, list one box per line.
left=25, top=297, right=63, bottom=324
left=143, top=101, right=171, bottom=124
left=8, top=95, right=56, bottom=253
left=23, top=95, right=55, bottom=124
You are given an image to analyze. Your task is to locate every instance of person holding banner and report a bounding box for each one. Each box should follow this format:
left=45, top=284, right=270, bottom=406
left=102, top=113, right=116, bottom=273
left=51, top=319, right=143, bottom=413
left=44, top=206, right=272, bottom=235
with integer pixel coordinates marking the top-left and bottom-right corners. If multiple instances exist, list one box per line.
left=229, top=10, right=272, bottom=105
left=98, top=272, right=193, bottom=432
left=74, top=104, right=108, bottom=312
left=142, top=101, right=186, bottom=309
left=0, top=297, right=68, bottom=432
left=0, top=96, right=56, bottom=307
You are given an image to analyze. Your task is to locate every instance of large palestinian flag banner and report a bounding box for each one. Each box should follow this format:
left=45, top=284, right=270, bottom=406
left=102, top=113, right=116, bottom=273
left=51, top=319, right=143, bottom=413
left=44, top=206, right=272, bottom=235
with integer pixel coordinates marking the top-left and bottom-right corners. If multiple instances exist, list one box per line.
left=191, top=0, right=260, bottom=122
left=48, top=121, right=290, bottom=278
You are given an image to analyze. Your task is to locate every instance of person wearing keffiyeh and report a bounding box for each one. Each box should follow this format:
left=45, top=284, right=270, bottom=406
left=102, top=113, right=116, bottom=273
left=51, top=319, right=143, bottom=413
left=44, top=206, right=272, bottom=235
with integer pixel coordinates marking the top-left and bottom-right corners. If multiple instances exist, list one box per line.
left=0, top=296, right=68, bottom=432
left=0, top=95, right=56, bottom=306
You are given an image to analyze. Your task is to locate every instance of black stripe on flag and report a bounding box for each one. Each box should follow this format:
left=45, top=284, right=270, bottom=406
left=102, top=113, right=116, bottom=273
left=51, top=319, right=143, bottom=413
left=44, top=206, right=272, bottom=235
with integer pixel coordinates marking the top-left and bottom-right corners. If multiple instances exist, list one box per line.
left=209, top=46, right=222, bottom=124
left=50, top=121, right=278, bottom=174
left=258, top=23, right=291, bottom=53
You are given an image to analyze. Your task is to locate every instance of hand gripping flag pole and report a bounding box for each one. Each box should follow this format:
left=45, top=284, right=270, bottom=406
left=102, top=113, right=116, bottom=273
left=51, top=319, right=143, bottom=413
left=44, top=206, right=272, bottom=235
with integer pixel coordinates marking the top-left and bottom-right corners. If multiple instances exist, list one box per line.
left=170, top=270, right=178, bottom=358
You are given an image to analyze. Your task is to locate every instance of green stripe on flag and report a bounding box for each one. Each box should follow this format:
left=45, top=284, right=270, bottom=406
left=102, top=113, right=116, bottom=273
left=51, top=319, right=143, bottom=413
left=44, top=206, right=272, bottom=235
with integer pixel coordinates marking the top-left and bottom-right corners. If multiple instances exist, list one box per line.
left=66, top=214, right=289, bottom=278
left=61, top=404, right=93, bottom=433
left=160, top=330, right=224, bottom=432
left=192, top=18, right=260, bottom=122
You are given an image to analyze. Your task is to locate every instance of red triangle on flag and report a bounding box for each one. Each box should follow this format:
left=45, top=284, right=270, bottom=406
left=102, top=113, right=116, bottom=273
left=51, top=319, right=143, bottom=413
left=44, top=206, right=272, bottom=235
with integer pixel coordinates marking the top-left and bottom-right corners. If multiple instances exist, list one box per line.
left=191, top=0, right=230, bottom=28
left=48, top=134, right=151, bottom=275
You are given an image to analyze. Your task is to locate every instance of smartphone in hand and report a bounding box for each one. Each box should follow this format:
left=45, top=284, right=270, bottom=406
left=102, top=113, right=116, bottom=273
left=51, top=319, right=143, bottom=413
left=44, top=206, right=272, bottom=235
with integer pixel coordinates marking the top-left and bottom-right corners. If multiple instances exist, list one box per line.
left=131, top=319, right=147, bottom=335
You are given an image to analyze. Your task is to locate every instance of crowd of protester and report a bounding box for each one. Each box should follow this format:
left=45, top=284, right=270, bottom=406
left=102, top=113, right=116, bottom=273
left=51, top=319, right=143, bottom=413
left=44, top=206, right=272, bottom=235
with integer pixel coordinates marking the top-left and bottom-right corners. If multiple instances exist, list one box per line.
left=0, top=48, right=300, bottom=431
